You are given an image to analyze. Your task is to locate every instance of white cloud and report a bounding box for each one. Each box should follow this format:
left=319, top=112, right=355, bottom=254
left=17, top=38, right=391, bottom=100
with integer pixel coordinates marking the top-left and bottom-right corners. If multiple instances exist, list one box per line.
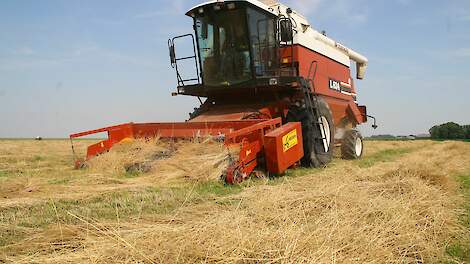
left=461, top=15, right=470, bottom=21
left=15, top=47, right=34, bottom=56
left=453, top=48, right=470, bottom=58
left=72, top=44, right=99, bottom=56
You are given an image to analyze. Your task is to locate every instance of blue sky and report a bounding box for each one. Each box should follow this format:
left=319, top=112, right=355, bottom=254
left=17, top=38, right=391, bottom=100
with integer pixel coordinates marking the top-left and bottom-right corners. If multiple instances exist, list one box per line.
left=1, top=0, right=469, bottom=138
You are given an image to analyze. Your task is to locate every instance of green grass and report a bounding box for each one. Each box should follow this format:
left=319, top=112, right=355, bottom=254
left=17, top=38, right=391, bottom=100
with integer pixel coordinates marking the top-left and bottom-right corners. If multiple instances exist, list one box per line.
left=0, top=226, right=28, bottom=249
left=365, top=138, right=415, bottom=141
left=0, top=180, right=246, bottom=247
left=445, top=171, right=470, bottom=263
left=365, top=138, right=470, bottom=142
left=0, top=171, right=9, bottom=178
left=357, top=148, right=412, bottom=168
left=121, top=171, right=143, bottom=179
left=284, top=167, right=320, bottom=178
left=1, top=172, right=320, bottom=247
left=446, top=244, right=470, bottom=263
left=431, top=139, right=470, bottom=143
left=32, top=155, right=44, bottom=162
left=1, top=188, right=181, bottom=232
left=269, top=167, right=322, bottom=185
left=0, top=144, right=417, bottom=244
left=195, top=181, right=242, bottom=197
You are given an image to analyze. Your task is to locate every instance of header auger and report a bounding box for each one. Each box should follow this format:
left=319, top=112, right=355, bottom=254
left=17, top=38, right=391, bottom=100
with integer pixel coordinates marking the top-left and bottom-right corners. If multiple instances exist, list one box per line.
left=70, top=0, right=377, bottom=184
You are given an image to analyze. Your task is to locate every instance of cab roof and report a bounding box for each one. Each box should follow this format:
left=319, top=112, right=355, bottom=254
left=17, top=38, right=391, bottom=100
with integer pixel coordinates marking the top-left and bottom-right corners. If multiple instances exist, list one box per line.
left=186, top=0, right=277, bottom=16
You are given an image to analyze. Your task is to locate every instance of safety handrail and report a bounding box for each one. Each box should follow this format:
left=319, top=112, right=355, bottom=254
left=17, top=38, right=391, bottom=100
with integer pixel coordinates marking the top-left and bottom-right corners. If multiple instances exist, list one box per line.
left=168, top=34, right=201, bottom=87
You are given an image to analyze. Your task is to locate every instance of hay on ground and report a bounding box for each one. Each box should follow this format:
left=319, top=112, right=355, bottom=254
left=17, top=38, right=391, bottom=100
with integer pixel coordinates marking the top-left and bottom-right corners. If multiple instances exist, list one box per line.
left=1, top=140, right=469, bottom=263
left=86, top=138, right=239, bottom=183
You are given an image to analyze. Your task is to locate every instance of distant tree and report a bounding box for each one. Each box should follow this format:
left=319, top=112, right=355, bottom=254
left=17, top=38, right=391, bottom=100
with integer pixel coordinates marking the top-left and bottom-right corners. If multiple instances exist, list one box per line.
left=439, top=125, right=449, bottom=138
left=429, top=126, right=440, bottom=139
left=446, top=122, right=464, bottom=139
left=429, top=122, right=465, bottom=139
left=370, top=134, right=395, bottom=139
left=464, top=125, right=470, bottom=139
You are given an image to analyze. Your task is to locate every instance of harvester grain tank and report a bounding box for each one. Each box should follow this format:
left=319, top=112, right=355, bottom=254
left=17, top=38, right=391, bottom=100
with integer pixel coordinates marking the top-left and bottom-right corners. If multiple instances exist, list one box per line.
left=70, top=0, right=377, bottom=184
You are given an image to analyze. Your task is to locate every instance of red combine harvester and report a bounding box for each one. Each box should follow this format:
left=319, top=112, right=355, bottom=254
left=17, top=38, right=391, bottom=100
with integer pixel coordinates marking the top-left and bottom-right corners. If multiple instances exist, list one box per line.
left=70, top=0, right=377, bottom=184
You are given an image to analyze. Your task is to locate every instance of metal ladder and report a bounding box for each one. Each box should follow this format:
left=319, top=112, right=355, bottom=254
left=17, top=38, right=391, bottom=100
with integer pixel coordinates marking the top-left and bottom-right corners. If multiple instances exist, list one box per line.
left=300, top=61, right=329, bottom=154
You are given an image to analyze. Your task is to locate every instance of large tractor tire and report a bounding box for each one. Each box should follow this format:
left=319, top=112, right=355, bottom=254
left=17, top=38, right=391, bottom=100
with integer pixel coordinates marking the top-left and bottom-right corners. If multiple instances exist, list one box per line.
left=341, top=130, right=364, bottom=160
left=287, top=96, right=335, bottom=168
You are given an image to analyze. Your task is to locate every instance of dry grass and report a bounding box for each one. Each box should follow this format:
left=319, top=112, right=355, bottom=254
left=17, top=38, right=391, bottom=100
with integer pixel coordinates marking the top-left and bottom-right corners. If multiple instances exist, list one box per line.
left=0, top=139, right=469, bottom=263
left=86, top=138, right=238, bottom=183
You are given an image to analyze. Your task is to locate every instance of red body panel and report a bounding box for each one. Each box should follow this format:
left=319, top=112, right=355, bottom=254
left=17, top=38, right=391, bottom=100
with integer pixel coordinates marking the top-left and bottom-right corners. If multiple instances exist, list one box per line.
left=190, top=104, right=285, bottom=123
left=282, top=45, right=367, bottom=126
left=264, top=122, right=304, bottom=174
left=70, top=120, right=268, bottom=160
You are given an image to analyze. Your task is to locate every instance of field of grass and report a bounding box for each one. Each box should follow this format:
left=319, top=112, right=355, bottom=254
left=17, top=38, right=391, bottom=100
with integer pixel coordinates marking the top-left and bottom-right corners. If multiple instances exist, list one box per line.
left=0, top=139, right=469, bottom=263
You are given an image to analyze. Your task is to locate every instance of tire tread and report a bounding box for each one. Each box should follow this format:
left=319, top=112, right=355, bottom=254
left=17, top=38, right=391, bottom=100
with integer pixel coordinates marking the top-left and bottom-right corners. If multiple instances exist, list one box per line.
left=341, top=130, right=363, bottom=160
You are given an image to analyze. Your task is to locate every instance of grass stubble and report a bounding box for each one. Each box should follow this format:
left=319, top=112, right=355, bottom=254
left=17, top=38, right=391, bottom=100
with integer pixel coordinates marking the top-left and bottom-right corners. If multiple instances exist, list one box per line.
left=0, top=139, right=469, bottom=263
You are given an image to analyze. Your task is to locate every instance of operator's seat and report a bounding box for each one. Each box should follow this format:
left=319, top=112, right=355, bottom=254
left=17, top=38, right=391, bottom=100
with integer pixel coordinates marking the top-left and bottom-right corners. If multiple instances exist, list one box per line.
left=203, top=57, right=218, bottom=84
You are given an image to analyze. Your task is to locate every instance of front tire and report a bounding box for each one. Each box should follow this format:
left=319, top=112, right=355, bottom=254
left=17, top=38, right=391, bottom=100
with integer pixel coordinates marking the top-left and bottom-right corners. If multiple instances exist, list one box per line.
left=287, top=97, right=335, bottom=168
left=341, top=130, right=364, bottom=160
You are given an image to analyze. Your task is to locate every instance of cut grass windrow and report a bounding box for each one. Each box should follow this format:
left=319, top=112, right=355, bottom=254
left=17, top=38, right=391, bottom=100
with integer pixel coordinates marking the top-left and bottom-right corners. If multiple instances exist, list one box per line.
left=446, top=171, right=470, bottom=263
left=1, top=140, right=468, bottom=263
left=1, top=144, right=419, bottom=248
left=0, top=180, right=244, bottom=248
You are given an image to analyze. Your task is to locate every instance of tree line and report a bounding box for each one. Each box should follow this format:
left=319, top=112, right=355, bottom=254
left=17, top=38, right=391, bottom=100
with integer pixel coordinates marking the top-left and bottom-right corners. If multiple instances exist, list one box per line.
left=429, top=122, right=470, bottom=139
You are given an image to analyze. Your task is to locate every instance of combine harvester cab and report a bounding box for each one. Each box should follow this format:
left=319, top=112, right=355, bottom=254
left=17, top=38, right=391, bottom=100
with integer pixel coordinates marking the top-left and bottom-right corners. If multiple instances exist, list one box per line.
left=71, top=0, right=377, bottom=184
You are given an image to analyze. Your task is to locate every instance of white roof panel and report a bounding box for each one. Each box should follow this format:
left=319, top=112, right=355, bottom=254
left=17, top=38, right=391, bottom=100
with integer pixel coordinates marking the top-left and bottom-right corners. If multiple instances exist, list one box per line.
left=186, top=0, right=276, bottom=16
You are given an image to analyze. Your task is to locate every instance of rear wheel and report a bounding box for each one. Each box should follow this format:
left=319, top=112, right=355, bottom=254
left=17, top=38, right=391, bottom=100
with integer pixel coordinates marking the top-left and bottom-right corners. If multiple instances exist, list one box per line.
left=341, top=130, right=364, bottom=159
left=287, top=97, right=335, bottom=168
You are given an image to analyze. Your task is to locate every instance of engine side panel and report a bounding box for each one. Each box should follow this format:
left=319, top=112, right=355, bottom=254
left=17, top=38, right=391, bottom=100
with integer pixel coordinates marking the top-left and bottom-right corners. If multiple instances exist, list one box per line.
left=281, top=45, right=366, bottom=126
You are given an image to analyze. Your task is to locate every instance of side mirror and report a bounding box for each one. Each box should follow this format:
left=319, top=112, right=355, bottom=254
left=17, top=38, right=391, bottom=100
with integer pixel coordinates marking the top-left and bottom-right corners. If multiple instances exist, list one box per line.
left=168, top=39, right=176, bottom=68
left=367, top=115, right=378, bottom=130
left=279, top=19, right=293, bottom=43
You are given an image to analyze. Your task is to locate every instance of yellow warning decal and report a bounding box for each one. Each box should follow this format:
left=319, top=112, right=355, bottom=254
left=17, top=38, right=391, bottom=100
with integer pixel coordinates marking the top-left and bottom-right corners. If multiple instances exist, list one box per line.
left=282, top=129, right=298, bottom=152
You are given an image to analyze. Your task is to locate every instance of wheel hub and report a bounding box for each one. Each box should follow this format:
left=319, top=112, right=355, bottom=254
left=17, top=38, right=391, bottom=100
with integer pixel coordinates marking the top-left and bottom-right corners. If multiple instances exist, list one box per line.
left=355, top=137, right=363, bottom=156
left=318, top=116, right=331, bottom=152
